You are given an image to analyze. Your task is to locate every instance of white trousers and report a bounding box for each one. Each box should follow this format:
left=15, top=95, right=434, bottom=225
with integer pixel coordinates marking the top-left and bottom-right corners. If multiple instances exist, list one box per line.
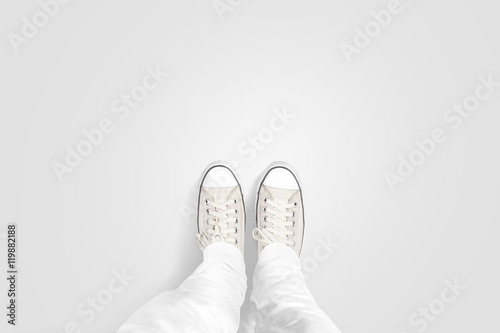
left=117, top=243, right=340, bottom=333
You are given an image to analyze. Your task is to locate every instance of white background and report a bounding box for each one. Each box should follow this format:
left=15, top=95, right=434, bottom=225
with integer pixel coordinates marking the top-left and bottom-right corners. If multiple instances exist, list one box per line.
left=1, top=0, right=499, bottom=332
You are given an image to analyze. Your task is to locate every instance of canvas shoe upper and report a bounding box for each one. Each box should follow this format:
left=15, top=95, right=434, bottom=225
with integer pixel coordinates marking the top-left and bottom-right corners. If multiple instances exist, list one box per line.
left=253, top=162, right=305, bottom=256
left=196, top=162, right=245, bottom=254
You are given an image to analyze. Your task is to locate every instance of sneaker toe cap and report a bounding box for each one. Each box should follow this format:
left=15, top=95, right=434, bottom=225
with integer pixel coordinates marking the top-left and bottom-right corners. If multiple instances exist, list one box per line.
left=203, top=166, right=238, bottom=187
left=263, top=167, right=299, bottom=190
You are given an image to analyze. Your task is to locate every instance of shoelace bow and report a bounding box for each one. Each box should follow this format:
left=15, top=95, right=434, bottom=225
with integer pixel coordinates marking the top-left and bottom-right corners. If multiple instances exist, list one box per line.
left=252, top=198, right=296, bottom=247
left=196, top=199, right=239, bottom=250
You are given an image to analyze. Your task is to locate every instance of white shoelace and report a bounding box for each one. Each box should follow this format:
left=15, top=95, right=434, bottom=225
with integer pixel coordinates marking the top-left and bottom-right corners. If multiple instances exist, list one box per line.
left=196, top=199, right=239, bottom=250
left=252, top=198, right=296, bottom=247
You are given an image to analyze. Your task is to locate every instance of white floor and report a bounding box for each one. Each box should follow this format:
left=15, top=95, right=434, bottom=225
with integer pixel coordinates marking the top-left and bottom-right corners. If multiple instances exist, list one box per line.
left=1, top=0, right=499, bottom=332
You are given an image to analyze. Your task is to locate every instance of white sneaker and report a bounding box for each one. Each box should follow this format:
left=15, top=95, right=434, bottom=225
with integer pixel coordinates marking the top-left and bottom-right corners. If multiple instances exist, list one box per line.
left=196, top=161, right=245, bottom=253
left=253, top=161, right=305, bottom=256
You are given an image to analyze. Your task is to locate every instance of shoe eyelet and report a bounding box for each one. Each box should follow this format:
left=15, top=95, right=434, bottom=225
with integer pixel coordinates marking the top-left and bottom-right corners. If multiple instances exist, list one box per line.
left=235, top=228, right=238, bottom=234
left=204, top=199, right=208, bottom=204
left=206, top=219, right=210, bottom=224
left=293, top=202, right=298, bottom=207
left=234, top=209, right=238, bottom=214
left=235, top=239, right=238, bottom=244
left=263, top=207, right=267, bottom=212
left=292, top=221, right=295, bottom=226
left=235, top=218, right=239, bottom=224
left=263, top=198, right=268, bottom=203
left=292, top=212, right=295, bottom=217
left=292, top=241, right=296, bottom=246
left=263, top=216, right=267, bottom=222
left=206, top=209, right=210, bottom=214
left=234, top=199, right=237, bottom=204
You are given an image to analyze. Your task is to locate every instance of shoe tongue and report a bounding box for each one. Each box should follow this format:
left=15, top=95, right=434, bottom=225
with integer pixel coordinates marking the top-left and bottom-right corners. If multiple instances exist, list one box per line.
left=264, top=185, right=296, bottom=204
left=204, top=186, right=237, bottom=202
